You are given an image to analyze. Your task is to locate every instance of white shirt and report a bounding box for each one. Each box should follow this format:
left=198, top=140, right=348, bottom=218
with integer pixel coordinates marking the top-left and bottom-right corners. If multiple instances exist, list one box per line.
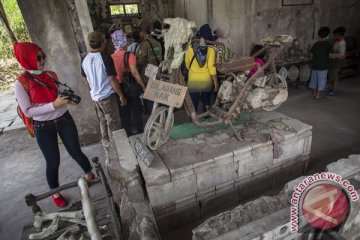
left=332, top=39, right=346, bottom=59
left=81, top=52, right=117, bottom=101
left=14, top=80, right=67, bottom=121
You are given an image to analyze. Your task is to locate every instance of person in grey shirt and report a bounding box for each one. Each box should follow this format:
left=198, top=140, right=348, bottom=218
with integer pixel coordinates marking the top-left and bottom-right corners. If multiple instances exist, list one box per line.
left=328, top=27, right=346, bottom=96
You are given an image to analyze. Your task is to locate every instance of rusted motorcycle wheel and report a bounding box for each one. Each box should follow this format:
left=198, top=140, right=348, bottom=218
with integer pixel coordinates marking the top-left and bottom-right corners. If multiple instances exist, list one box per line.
left=144, top=106, right=174, bottom=151
left=261, top=73, right=288, bottom=112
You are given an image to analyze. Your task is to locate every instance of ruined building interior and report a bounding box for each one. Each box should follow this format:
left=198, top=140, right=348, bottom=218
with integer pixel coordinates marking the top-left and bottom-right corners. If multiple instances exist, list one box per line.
left=0, top=0, right=360, bottom=240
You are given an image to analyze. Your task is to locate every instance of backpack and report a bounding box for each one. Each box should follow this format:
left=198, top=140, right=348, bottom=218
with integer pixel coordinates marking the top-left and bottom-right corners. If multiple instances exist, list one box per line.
left=16, top=71, right=58, bottom=138
left=145, top=39, right=161, bottom=65
left=121, top=52, right=142, bottom=98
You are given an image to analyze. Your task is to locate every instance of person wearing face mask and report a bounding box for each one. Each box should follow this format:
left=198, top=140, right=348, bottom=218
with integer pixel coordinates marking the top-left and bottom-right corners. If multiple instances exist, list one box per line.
left=13, top=42, right=94, bottom=208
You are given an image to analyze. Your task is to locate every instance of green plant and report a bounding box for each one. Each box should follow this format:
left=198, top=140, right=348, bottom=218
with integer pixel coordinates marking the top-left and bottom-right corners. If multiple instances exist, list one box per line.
left=0, top=0, right=30, bottom=58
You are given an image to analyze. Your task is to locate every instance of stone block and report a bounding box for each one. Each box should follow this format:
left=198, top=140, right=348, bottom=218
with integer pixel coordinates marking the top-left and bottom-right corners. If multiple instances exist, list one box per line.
left=273, top=134, right=306, bottom=165
left=196, top=161, right=238, bottom=191
left=170, top=168, right=195, bottom=181
left=238, top=143, right=273, bottom=177
left=326, top=158, right=360, bottom=178
left=156, top=202, right=200, bottom=233
left=214, top=151, right=234, bottom=167
left=273, top=161, right=305, bottom=189
left=146, top=175, right=197, bottom=207
left=252, top=166, right=270, bottom=180
left=216, top=180, right=235, bottom=195
left=192, top=158, right=215, bottom=173
left=303, top=135, right=312, bottom=155
left=297, top=130, right=312, bottom=139
left=238, top=174, right=273, bottom=202
left=251, top=110, right=284, bottom=122
left=233, top=145, right=252, bottom=162
left=113, top=129, right=138, bottom=172
left=196, top=187, right=216, bottom=202
left=138, top=151, right=171, bottom=187
left=152, top=203, right=176, bottom=217
left=214, top=162, right=239, bottom=186
left=250, top=140, right=273, bottom=150
left=282, top=117, right=312, bottom=135
left=348, top=154, right=360, bottom=160
left=200, top=188, right=239, bottom=219
left=127, top=178, right=145, bottom=202
left=175, top=194, right=197, bottom=210
left=196, top=167, right=215, bottom=191
left=234, top=173, right=253, bottom=187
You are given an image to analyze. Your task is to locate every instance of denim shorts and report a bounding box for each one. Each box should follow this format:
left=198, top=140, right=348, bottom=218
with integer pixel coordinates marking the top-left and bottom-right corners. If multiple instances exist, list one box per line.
left=309, top=70, right=328, bottom=91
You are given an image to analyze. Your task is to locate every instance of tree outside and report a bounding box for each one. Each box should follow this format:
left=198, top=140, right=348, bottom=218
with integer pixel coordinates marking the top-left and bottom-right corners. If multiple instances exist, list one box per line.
left=0, top=0, right=29, bottom=92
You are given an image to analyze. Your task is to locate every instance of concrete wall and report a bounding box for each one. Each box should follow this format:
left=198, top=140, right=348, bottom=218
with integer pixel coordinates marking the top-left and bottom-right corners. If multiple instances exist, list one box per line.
left=173, top=0, right=209, bottom=27
left=17, top=0, right=100, bottom=144
left=174, top=0, right=360, bottom=55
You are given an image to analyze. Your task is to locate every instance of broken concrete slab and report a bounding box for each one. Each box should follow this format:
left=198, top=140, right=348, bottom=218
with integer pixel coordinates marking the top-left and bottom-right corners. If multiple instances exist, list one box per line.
left=193, top=153, right=360, bottom=240
left=110, top=129, right=161, bottom=239
left=326, top=156, right=360, bottom=178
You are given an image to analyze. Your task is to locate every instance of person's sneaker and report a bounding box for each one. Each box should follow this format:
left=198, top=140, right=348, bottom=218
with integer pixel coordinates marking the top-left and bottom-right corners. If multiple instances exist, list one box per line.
left=52, top=194, right=67, bottom=208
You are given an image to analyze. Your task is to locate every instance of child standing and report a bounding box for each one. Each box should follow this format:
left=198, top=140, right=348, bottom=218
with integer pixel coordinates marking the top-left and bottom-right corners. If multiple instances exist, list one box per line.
left=309, top=26, right=332, bottom=99
left=328, top=27, right=347, bottom=96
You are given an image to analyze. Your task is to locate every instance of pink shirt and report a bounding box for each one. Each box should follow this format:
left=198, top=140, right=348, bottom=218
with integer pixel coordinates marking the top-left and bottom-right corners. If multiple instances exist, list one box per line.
left=248, top=58, right=265, bottom=78
left=111, top=49, right=136, bottom=83
left=14, top=80, right=67, bottom=121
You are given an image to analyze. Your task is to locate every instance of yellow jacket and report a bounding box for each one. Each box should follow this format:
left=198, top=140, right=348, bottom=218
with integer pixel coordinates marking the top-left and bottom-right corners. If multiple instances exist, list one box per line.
left=185, top=46, right=216, bottom=92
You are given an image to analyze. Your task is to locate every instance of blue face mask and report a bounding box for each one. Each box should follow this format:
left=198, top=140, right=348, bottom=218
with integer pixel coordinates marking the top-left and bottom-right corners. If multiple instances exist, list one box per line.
left=30, top=70, right=43, bottom=75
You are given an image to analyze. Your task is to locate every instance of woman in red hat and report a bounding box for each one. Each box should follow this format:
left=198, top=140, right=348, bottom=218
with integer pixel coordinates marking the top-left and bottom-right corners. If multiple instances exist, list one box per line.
left=13, top=42, right=94, bottom=208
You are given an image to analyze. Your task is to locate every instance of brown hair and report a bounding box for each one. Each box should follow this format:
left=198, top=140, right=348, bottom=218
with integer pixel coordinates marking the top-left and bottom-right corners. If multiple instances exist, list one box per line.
left=139, top=21, right=151, bottom=34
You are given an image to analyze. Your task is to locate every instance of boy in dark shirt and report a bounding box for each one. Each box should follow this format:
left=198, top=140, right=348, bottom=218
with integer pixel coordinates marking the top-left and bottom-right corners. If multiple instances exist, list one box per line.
left=309, top=26, right=332, bottom=99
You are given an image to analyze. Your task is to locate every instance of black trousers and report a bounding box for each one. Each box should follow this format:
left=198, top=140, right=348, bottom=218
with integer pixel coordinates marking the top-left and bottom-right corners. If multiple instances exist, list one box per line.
left=118, top=95, right=144, bottom=136
left=34, top=111, right=92, bottom=189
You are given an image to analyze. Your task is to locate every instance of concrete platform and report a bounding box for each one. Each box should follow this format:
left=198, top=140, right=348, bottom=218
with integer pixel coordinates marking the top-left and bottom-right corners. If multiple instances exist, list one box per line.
left=130, top=111, right=312, bottom=232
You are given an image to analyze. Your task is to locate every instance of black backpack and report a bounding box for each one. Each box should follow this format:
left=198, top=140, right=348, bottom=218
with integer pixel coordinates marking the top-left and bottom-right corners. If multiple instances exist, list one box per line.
left=121, top=52, right=142, bottom=98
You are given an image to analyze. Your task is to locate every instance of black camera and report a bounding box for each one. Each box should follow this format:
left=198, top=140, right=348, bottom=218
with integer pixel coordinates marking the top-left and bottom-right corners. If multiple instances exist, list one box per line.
left=59, top=87, right=81, bottom=105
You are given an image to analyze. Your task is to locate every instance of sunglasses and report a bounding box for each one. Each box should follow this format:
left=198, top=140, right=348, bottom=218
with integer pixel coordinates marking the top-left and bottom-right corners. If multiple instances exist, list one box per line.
left=36, top=54, right=46, bottom=62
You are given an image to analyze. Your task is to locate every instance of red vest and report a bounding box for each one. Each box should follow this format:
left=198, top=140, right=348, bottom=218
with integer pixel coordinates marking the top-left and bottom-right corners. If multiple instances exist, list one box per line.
left=17, top=71, right=58, bottom=104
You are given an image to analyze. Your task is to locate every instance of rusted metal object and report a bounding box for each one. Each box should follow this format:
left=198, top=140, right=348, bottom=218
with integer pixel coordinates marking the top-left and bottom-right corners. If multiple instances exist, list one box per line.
left=29, top=216, right=60, bottom=240
left=23, top=160, right=120, bottom=239
left=215, top=57, right=255, bottom=74
left=143, top=18, right=293, bottom=150
left=92, top=157, right=124, bottom=240
left=33, top=210, right=85, bottom=229
left=78, top=177, right=102, bottom=240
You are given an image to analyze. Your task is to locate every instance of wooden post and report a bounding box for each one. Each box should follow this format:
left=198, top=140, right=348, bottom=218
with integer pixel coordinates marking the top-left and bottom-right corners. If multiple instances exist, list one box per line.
left=0, top=0, right=17, bottom=43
